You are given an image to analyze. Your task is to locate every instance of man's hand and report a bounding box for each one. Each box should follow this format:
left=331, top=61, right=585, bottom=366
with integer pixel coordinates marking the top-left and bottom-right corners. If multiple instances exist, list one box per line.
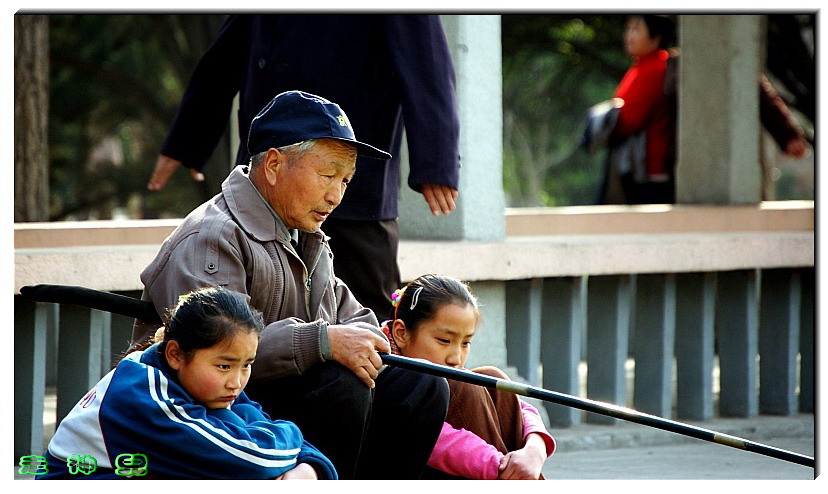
left=147, top=154, right=205, bottom=191
left=421, top=184, right=458, bottom=216
left=497, top=433, right=547, bottom=480
left=275, top=462, right=318, bottom=480
left=328, top=324, right=390, bottom=389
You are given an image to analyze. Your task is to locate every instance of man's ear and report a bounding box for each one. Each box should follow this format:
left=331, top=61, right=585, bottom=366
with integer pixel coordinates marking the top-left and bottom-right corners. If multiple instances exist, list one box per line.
left=262, top=148, right=284, bottom=186
left=165, top=340, right=185, bottom=371
left=391, top=319, right=410, bottom=350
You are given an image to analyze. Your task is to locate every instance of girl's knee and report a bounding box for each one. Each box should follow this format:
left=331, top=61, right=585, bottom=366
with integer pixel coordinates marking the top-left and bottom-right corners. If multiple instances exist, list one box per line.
left=471, top=365, right=510, bottom=380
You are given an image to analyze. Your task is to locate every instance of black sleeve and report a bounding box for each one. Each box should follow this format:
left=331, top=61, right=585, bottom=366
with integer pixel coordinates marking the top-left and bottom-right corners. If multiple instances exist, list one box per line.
left=159, top=15, right=252, bottom=171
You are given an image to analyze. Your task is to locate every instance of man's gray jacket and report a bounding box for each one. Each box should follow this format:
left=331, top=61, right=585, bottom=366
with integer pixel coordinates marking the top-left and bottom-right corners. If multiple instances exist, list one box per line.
left=133, top=165, right=381, bottom=380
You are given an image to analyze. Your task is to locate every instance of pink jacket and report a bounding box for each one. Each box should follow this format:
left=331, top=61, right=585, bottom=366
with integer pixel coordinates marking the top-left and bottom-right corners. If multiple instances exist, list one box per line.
left=427, top=400, right=556, bottom=479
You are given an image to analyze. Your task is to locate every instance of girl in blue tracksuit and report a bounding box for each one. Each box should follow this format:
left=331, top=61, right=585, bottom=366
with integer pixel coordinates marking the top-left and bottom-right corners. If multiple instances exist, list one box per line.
left=37, top=286, right=337, bottom=480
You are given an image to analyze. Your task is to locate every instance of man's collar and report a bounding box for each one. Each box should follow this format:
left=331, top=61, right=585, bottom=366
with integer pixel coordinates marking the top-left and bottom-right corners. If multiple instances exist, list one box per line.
left=222, top=166, right=319, bottom=247
left=221, top=166, right=284, bottom=243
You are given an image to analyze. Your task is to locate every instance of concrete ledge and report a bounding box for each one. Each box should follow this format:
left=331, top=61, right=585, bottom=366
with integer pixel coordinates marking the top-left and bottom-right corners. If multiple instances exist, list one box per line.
left=14, top=219, right=182, bottom=249
left=15, top=202, right=813, bottom=249
left=399, top=231, right=813, bottom=282
left=14, top=245, right=160, bottom=293
left=13, top=202, right=814, bottom=293
left=14, top=231, right=814, bottom=293
left=506, top=201, right=814, bottom=236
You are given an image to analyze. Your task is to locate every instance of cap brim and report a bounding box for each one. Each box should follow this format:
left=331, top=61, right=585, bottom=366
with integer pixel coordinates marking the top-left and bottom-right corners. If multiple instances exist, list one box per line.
left=329, top=137, right=391, bottom=160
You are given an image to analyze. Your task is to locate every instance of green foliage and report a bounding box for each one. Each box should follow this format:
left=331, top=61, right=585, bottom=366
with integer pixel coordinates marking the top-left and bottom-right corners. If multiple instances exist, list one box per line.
left=43, top=14, right=814, bottom=218
left=501, top=14, right=628, bottom=207
left=48, top=14, right=227, bottom=220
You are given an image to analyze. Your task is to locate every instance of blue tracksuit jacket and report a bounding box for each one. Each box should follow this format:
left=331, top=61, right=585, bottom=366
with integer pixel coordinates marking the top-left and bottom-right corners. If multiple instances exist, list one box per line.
left=36, top=343, right=337, bottom=479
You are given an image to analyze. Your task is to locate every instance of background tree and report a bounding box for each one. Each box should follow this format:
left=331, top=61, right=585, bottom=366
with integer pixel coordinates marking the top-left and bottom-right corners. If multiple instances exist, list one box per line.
left=15, top=15, right=50, bottom=222
left=46, top=14, right=227, bottom=221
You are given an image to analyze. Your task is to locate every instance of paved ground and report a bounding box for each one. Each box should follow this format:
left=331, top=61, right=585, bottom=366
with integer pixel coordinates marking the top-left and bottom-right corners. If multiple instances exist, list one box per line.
left=15, top=413, right=817, bottom=481
left=542, top=413, right=818, bottom=481
left=13, top=387, right=818, bottom=481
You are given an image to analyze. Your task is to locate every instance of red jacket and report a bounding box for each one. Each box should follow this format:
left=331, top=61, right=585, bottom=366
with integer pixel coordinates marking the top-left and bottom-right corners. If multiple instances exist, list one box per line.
left=613, top=49, right=672, bottom=178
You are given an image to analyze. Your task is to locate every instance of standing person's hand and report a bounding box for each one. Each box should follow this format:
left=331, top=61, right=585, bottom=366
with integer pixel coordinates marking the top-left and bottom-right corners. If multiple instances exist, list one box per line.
left=421, top=184, right=458, bottom=216
left=328, top=325, right=391, bottom=388
left=784, top=136, right=809, bottom=159
left=147, top=154, right=205, bottom=191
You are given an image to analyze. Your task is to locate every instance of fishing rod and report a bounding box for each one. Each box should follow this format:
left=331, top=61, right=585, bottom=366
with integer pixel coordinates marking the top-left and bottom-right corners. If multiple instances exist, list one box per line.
left=380, top=353, right=814, bottom=469
left=19, top=284, right=815, bottom=469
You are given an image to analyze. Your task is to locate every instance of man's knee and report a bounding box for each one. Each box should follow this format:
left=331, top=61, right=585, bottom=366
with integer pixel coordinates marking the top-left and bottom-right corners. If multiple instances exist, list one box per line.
left=248, top=361, right=372, bottom=418
left=376, top=367, right=449, bottom=418
left=303, top=361, right=374, bottom=410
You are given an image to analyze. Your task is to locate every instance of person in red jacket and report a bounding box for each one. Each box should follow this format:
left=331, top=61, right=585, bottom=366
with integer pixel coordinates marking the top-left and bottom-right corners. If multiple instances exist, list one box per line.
left=600, top=14, right=675, bottom=205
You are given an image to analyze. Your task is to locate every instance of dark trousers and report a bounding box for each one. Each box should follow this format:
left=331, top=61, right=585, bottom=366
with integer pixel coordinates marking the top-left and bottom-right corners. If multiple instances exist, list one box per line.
left=322, top=218, right=401, bottom=321
left=246, top=362, right=449, bottom=479
left=620, top=174, right=675, bottom=204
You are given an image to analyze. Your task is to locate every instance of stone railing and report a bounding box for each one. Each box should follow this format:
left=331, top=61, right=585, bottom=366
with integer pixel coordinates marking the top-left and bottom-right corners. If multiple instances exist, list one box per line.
left=14, top=201, right=814, bottom=459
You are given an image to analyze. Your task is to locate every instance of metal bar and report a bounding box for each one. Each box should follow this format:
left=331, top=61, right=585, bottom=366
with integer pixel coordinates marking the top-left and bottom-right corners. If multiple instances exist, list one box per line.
left=380, top=353, right=814, bottom=469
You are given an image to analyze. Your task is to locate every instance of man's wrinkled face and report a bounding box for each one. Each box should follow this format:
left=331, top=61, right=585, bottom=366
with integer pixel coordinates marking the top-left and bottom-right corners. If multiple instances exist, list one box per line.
left=266, top=139, right=357, bottom=232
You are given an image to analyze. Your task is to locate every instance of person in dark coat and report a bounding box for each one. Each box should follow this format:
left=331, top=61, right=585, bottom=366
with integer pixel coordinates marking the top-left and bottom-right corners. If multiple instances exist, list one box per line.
left=147, top=15, right=462, bottom=320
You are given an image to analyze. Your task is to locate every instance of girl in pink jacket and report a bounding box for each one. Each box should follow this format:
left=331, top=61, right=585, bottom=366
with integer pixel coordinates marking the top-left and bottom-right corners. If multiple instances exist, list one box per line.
left=381, top=274, right=555, bottom=479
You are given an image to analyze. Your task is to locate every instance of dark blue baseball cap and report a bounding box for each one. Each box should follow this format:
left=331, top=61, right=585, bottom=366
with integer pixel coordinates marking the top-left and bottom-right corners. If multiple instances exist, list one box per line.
left=247, top=90, right=392, bottom=160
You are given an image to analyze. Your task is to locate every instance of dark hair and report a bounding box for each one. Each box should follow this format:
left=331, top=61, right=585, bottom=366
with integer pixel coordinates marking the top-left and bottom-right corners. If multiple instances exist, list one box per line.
left=162, top=286, right=265, bottom=359
left=392, top=274, right=479, bottom=331
left=638, top=14, right=675, bottom=49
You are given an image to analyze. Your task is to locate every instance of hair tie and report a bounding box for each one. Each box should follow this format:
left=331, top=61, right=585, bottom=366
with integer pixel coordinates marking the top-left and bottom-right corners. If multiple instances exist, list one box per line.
left=391, top=288, right=405, bottom=308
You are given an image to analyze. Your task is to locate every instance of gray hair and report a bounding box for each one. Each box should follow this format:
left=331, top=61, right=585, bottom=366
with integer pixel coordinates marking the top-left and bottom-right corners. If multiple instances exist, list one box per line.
left=249, top=140, right=318, bottom=169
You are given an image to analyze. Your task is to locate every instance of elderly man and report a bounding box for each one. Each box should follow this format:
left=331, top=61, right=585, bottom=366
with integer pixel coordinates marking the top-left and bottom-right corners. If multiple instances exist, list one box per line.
left=132, top=91, right=449, bottom=479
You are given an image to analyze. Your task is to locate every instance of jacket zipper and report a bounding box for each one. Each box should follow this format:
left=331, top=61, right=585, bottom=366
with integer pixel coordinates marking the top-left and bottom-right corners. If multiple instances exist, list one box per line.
left=305, top=242, right=325, bottom=315
left=286, top=237, right=325, bottom=318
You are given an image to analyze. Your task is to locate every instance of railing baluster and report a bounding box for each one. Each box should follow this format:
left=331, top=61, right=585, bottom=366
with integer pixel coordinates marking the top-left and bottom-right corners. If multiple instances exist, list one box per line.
left=541, top=276, right=586, bottom=427
left=716, top=269, right=760, bottom=417
left=56, top=306, right=105, bottom=424
left=505, top=279, right=543, bottom=386
left=586, top=274, right=634, bottom=425
left=14, top=298, right=47, bottom=459
left=759, top=269, right=801, bottom=415
left=675, top=272, right=717, bottom=421
left=633, top=273, right=677, bottom=418
left=798, top=268, right=815, bottom=413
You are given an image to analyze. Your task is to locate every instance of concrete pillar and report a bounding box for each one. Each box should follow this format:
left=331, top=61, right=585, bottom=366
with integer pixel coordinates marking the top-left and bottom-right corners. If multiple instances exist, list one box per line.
left=399, top=15, right=505, bottom=241
left=798, top=268, right=814, bottom=413
left=759, top=269, right=800, bottom=415
left=676, top=15, right=762, bottom=204
left=397, top=16, right=509, bottom=375
left=586, top=275, right=634, bottom=425
left=633, top=273, right=676, bottom=418
left=14, top=298, right=47, bottom=459
left=56, top=306, right=106, bottom=423
left=675, top=272, right=716, bottom=421
left=464, top=281, right=507, bottom=370
left=541, top=277, right=586, bottom=427
left=716, top=269, right=760, bottom=417
left=505, top=278, right=543, bottom=386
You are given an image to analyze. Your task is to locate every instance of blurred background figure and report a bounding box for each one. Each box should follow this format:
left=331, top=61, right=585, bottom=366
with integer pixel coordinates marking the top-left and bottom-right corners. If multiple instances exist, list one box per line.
left=597, top=14, right=676, bottom=205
